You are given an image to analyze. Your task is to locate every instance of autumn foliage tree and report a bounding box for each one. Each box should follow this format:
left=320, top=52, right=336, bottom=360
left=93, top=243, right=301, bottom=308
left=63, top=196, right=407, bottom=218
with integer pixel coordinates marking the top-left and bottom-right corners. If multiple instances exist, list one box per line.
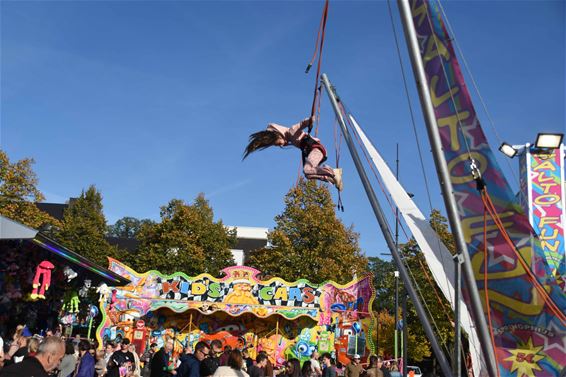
left=57, top=185, right=122, bottom=266
left=248, top=178, right=367, bottom=284
left=368, top=210, right=456, bottom=363
left=132, top=195, right=236, bottom=276
left=0, top=150, right=59, bottom=229
left=372, top=310, right=431, bottom=362
left=400, top=210, right=456, bottom=358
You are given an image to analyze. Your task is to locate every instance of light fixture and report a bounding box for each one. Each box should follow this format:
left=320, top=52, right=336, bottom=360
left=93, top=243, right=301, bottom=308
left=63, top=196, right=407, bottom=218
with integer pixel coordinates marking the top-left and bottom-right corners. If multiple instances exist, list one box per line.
left=499, top=142, right=518, bottom=158
left=534, top=133, right=563, bottom=149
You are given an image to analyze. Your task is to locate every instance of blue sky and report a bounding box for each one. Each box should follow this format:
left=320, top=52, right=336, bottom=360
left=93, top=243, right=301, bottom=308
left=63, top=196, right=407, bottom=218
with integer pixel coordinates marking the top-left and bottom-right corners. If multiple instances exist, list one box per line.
left=1, top=1, right=564, bottom=259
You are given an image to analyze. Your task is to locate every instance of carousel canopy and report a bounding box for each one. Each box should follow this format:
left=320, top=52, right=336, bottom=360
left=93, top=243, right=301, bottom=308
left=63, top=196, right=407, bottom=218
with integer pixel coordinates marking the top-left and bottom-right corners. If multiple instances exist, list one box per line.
left=101, top=259, right=374, bottom=323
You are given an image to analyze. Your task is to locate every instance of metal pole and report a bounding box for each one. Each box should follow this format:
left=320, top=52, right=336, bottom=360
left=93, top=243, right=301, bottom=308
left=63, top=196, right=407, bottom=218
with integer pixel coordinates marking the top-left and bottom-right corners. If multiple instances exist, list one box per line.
left=402, top=292, right=408, bottom=377
left=321, top=73, right=453, bottom=377
left=396, top=1, right=498, bottom=376
left=395, top=144, right=400, bottom=364
left=376, top=301, right=380, bottom=355
left=394, top=270, right=399, bottom=363
left=453, top=254, right=463, bottom=377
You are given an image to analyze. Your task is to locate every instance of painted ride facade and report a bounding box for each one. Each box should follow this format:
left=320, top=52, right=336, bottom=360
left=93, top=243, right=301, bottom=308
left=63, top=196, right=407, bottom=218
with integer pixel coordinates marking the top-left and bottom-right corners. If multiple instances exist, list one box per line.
left=96, top=259, right=376, bottom=366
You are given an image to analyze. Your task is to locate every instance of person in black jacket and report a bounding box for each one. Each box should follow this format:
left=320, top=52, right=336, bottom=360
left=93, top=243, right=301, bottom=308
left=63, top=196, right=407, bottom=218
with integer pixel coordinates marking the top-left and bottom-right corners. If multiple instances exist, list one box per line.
left=247, top=353, right=268, bottom=377
left=142, top=343, right=159, bottom=377
left=107, top=338, right=135, bottom=377
left=200, top=340, right=222, bottom=377
left=150, top=338, right=176, bottom=377
left=378, top=357, right=391, bottom=377
left=0, top=336, right=65, bottom=377
left=177, top=341, right=209, bottom=377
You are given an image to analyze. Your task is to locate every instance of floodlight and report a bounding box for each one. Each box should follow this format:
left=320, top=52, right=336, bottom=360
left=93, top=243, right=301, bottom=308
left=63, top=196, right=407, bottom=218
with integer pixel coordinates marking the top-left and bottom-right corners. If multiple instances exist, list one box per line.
left=534, top=133, right=563, bottom=149
left=499, top=142, right=518, bottom=158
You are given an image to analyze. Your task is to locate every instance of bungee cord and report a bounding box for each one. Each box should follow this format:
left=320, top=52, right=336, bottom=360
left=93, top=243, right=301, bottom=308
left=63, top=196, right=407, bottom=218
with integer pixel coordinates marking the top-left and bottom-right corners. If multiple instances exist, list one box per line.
left=482, top=202, right=502, bottom=377
left=306, top=0, right=330, bottom=134
left=479, top=186, right=566, bottom=324
left=384, top=0, right=456, bottom=323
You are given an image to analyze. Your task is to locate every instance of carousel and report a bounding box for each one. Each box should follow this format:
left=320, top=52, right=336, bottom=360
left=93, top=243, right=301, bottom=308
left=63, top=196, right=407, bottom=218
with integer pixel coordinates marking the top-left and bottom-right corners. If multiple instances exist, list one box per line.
left=96, top=259, right=376, bottom=366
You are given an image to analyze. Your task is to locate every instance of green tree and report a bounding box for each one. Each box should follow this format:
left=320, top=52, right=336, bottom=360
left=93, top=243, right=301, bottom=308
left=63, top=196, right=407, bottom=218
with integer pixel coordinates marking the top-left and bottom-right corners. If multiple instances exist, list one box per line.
left=133, top=195, right=236, bottom=276
left=399, top=210, right=456, bottom=360
left=57, top=185, right=121, bottom=266
left=0, top=150, right=60, bottom=229
left=368, top=256, right=396, bottom=312
left=248, top=178, right=367, bottom=284
left=368, top=210, right=455, bottom=362
left=373, top=310, right=431, bottom=362
left=107, top=216, right=154, bottom=238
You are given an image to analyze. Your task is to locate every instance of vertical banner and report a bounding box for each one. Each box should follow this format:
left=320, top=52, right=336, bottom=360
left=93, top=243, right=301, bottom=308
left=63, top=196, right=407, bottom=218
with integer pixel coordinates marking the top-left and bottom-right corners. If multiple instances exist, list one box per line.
left=409, top=1, right=566, bottom=376
left=524, top=145, right=566, bottom=281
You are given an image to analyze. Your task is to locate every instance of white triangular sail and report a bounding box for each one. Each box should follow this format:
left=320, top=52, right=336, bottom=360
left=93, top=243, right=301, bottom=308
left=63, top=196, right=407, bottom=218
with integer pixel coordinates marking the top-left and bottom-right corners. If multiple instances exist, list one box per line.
left=349, top=115, right=484, bottom=376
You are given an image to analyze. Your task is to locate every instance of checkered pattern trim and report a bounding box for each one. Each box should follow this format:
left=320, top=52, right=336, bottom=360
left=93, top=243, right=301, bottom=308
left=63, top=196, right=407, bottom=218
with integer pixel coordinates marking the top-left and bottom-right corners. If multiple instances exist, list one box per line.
left=157, top=277, right=322, bottom=308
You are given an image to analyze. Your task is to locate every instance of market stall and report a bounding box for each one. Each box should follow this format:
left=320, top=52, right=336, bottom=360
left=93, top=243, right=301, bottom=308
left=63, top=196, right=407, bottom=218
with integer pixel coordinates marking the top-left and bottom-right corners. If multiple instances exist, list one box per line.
left=0, top=215, right=129, bottom=339
left=96, top=259, right=376, bottom=365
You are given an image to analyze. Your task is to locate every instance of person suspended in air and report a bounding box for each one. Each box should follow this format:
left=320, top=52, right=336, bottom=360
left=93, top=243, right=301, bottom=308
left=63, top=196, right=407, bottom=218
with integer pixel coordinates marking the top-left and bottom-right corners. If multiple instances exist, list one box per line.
left=243, top=116, right=343, bottom=191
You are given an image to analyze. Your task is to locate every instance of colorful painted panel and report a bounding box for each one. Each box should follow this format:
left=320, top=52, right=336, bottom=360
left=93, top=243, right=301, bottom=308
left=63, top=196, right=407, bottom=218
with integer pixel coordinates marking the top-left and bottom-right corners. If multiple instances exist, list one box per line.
left=524, top=146, right=566, bottom=279
left=409, top=1, right=566, bottom=376
left=96, top=260, right=375, bottom=365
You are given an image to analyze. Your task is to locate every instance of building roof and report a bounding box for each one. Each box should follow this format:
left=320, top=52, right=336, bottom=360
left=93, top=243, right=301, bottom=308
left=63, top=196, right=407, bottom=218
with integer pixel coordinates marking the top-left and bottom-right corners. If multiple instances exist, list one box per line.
left=228, top=226, right=268, bottom=254
left=35, top=202, right=68, bottom=221
left=33, top=202, right=271, bottom=257
left=107, top=237, right=139, bottom=252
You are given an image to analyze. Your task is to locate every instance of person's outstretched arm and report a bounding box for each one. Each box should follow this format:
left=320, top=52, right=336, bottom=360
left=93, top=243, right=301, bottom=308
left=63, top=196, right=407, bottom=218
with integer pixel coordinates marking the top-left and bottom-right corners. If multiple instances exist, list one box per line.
left=288, top=116, right=315, bottom=135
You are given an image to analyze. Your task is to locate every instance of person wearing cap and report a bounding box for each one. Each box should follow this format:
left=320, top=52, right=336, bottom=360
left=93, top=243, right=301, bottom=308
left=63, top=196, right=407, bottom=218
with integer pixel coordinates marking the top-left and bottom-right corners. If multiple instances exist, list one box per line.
left=10, top=333, right=30, bottom=364
left=107, top=338, right=135, bottom=377
left=344, top=354, right=363, bottom=377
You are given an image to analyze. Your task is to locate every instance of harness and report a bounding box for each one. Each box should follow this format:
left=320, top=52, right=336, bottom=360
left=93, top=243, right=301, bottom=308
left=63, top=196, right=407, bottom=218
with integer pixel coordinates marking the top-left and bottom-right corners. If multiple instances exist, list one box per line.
left=300, top=134, right=327, bottom=164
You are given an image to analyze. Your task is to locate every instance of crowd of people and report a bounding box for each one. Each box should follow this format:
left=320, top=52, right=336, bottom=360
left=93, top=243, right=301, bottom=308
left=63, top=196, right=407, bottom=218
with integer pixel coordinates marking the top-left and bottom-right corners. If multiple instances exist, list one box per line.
left=0, top=326, right=400, bottom=377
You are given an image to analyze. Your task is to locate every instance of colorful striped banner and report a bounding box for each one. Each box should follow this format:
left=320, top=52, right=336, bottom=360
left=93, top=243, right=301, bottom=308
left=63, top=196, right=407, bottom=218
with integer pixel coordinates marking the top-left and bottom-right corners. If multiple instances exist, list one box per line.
left=521, top=146, right=566, bottom=282
left=409, top=1, right=566, bottom=375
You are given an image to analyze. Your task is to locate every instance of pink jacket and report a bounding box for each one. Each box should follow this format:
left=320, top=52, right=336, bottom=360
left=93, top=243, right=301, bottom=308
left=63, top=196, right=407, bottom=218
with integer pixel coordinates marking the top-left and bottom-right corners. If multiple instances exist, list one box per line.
left=267, top=119, right=321, bottom=149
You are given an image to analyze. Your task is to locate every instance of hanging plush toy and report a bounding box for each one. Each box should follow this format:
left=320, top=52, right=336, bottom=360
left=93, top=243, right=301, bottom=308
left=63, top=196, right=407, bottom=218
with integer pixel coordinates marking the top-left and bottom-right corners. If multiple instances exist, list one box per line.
left=63, top=266, right=78, bottom=282
left=31, top=260, right=55, bottom=300
left=96, top=283, right=111, bottom=303
left=79, top=279, right=92, bottom=298
left=62, top=290, right=80, bottom=313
